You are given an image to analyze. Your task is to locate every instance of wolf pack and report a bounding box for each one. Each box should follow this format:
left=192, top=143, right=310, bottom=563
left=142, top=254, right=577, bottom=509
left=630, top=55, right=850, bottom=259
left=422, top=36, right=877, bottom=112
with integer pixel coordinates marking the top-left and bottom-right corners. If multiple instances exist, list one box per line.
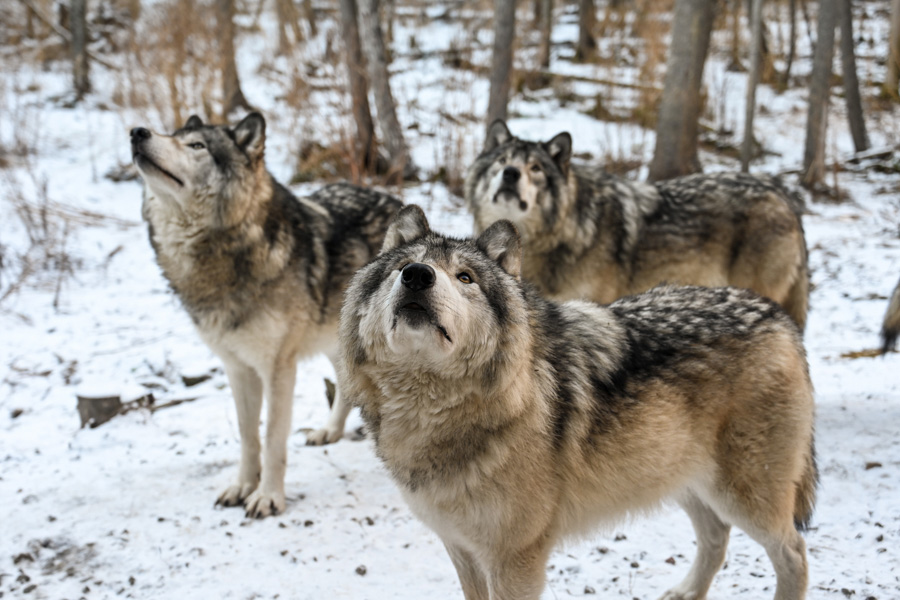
left=129, top=111, right=885, bottom=599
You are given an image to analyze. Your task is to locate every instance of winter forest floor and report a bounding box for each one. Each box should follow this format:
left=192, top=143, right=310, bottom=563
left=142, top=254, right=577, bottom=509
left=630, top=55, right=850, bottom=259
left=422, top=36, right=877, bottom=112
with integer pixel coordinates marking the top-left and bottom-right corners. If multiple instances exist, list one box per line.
left=2, top=1, right=900, bottom=599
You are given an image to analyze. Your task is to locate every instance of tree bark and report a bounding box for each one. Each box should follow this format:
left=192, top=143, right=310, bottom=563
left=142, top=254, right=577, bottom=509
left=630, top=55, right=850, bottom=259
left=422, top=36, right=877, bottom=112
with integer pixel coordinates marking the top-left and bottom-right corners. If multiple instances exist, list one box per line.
left=537, top=0, right=553, bottom=69
left=303, top=0, right=317, bottom=37
left=781, top=0, right=797, bottom=88
left=487, top=0, right=517, bottom=128
left=71, top=0, right=90, bottom=100
left=575, top=0, right=596, bottom=62
left=217, top=0, right=252, bottom=116
left=357, top=0, right=414, bottom=179
left=647, top=0, right=716, bottom=182
left=741, top=0, right=763, bottom=171
left=728, top=0, right=744, bottom=71
left=802, top=0, right=837, bottom=188
left=885, top=0, right=900, bottom=99
left=276, top=0, right=304, bottom=55
left=338, top=0, right=377, bottom=174
left=839, top=0, right=869, bottom=151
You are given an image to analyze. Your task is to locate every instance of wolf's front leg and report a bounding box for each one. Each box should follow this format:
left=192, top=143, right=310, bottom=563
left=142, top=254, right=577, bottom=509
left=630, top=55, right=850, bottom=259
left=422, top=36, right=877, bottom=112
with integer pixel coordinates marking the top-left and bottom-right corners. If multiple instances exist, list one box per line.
left=444, top=543, right=489, bottom=600
left=216, top=361, right=264, bottom=508
left=244, top=359, right=297, bottom=518
left=485, top=542, right=552, bottom=600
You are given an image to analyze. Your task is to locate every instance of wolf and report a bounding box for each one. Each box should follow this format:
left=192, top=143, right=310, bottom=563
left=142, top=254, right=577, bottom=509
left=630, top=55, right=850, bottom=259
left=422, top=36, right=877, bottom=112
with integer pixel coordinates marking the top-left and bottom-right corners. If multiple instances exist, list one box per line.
left=130, top=112, right=402, bottom=517
left=339, top=205, right=817, bottom=600
left=881, top=275, right=900, bottom=354
left=464, top=120, right=810, bottom=331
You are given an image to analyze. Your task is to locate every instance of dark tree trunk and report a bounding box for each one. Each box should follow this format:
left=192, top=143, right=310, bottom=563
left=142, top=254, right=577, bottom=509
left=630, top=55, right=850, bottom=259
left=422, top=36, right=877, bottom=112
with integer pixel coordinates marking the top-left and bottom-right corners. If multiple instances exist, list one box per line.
left=537, top=0, right=553, bottom=69
left=217, top=0, right=252, bottom=116
left=648, top=0, right=716, bottom=182
left=839, top=0, right=869, bottom=151
left=71, top=0, right=90, bottom=100
left=575, top=0, right=596, bottom=62
left=338, top=0, right=377, bottom=174
left=487, top=0, right=517, bottom=128
left=728, top=0, right=744, bottom=71
left=303, top=0, right=317, bottom=37
left=358, top=0, right=414, bottom=179
left=781, top=0, right=797, bottom=88
left=802, top=0, right=837, bottom=188
left=276, top=0, right=304, bottom=55
left=885, top=0, right=900, bottom=99
left=741, top=0, right=764, bottom=171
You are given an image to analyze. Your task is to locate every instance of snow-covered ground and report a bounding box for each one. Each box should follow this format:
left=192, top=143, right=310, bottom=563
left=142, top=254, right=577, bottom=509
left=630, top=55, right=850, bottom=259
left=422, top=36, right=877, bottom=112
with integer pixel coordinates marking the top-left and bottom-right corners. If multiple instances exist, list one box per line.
left=2, top=2, right=900, bottom=599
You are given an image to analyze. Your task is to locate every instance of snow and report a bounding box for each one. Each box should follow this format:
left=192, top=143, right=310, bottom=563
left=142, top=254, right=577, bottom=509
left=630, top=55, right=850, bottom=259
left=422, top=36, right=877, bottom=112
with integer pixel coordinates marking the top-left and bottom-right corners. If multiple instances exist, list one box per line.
left=2, top=2, right=900, bottom=599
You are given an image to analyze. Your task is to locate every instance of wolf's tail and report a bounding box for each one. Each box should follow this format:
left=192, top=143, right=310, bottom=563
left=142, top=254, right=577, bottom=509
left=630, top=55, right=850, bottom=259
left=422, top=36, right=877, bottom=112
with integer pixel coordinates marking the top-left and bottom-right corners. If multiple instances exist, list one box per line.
left=793, top=437, right=818, bottom=532
left=881, top=277, right=900, bottom=354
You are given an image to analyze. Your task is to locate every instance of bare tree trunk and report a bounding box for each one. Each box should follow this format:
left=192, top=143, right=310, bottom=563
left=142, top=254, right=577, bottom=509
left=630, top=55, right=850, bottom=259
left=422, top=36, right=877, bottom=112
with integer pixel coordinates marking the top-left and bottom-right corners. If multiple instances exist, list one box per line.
left=728, top=0, right=744, bottom=71
left=802, top=0, right=837, bottom=189
left=71, top=0, right=90, bottom=100
left=839, top=0, right=869, bottom=151
left=339, top=0, right=377, bottom=174
left=487, top=0, right=517, bottom=128
left=741, top=0, right=763, bottom=171
left=217, top=0, right=252, bottom=116
left=537, top=0, right=553, bottom=69
left=357, top=0, right=414, bottom=179
left=647, top=0, right=716, bottom=182
left=303, top=0, right=317, bottom=37
left=885, top=0, right=900, bottom=99
left=276, top=0, right=304, bottom=54
left=575, top=0, right=596, bottom=62
left=781, top=0, right=796, bottom=88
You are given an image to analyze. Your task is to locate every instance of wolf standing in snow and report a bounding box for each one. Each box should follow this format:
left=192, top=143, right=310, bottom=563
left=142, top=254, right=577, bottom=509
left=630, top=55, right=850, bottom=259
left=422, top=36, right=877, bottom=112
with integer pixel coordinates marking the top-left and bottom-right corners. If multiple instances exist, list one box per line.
left=465, top=120, right=810, bottom=331
left=881, top=275, right=900, bottom=354
left=130, top=113, right=402, bottom=517
left=339, top=205, right=817, bottom=599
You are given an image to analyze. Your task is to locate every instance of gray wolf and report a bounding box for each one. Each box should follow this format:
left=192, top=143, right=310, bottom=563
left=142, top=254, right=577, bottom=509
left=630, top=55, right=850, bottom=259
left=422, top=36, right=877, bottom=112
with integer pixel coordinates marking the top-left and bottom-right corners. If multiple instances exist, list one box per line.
left=339, top=205, right=817, bottom=599
left=464, top=120, right=810, bottom=331
left=882, top=275, right=900, bottom=353
left=130, top=113, right=402, bottom=517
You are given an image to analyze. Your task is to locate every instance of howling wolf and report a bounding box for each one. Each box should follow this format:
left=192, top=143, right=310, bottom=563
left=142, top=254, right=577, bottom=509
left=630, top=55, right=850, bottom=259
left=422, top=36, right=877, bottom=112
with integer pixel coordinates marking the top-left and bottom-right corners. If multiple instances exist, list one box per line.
left=465, top=120, right=809, bottom=331
left=339, top=205, right=817, bottom=599
left=131, top=112, right=402, bottom=517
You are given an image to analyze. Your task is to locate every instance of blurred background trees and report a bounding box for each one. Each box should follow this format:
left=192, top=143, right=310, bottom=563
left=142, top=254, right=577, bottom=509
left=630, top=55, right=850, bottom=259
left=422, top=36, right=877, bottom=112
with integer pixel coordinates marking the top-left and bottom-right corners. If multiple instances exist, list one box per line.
left=2, top=0, right=897, bottom=193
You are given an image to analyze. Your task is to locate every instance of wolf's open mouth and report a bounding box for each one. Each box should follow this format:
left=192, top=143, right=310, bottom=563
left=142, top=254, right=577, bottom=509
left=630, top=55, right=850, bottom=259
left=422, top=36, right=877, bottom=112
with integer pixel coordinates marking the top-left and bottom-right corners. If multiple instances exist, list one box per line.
left=133, top=152, right=184, bottom=187
left=395, top=301, right=452, bottom=343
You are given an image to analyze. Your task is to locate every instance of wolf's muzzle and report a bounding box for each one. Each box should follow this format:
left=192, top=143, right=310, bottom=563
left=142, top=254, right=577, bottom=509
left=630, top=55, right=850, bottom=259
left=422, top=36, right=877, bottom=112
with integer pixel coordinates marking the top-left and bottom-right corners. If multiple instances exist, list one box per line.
left=401, top=263, right=435, bottom=292
left=130, top=127, right=151, bottom=143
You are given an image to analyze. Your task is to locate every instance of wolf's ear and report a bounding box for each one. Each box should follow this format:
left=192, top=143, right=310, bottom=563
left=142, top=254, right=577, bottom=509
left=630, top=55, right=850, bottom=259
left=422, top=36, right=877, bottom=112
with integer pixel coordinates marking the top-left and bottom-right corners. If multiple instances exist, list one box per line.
left=381, top=205, right=430, bottom=254
left=234, top=112, right=266, bottom=161
left=185, top=115, right=204, bottom=129
left=484, top=120, right=513, bottom=152
left=476, top=220, right=521, bottom=279
left=544, top=131, right=572, bottom=173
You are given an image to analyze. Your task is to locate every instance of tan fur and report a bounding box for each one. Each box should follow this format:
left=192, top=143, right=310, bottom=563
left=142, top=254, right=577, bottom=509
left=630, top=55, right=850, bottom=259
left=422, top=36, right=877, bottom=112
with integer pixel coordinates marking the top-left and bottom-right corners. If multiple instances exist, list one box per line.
left=340, top=208, right=816, bottom=599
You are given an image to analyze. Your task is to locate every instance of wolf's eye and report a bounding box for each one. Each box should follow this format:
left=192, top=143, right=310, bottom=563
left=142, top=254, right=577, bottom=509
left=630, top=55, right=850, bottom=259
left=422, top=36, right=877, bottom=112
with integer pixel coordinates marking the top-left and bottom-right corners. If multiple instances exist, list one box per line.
left=189, top=142, right=206, bottom=150
left=530, top=164, right=541, bottom=173
left=498, top=157, right=506, bottom=166
left=457, top=272, right=473, bottom=284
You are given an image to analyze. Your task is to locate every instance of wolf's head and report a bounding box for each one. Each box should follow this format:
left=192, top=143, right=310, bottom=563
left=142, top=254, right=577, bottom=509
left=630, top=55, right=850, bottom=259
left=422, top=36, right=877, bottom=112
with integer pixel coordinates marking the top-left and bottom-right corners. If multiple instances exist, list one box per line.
left=340, top=205, right=529, bottom=379
left=464, top=120, right=572, bottom=240
left=130, top=113, right=268, bottom=226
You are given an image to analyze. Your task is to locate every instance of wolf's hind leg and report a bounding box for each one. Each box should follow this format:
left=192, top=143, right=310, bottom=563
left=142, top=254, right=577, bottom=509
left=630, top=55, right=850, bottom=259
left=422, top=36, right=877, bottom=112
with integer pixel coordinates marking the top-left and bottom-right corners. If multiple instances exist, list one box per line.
left=306, top=353, right=352, bottom=446
left=444, top=543, right=489, bottom=600
left=659, top=493, right=731, bottom=600
left=216, top=360, right=264, bottom=508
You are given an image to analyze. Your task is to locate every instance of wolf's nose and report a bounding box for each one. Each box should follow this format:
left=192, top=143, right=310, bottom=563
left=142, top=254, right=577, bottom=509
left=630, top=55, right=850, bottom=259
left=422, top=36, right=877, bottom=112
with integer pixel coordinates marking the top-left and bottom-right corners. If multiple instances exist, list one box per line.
left=401, top=263, right=436, bottom=292
left=130, top=127, right=151, bottom=142
left=502, top=166, right=520, bottom=184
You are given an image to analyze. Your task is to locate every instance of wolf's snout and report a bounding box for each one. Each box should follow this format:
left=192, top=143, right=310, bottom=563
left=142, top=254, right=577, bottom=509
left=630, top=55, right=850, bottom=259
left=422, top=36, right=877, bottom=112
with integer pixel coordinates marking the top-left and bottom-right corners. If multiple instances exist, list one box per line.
left=502, top=167, right=520, bottom=184
left=130, top=127, right=151, bottom=143
left=401, top=263, right=436, bottom=291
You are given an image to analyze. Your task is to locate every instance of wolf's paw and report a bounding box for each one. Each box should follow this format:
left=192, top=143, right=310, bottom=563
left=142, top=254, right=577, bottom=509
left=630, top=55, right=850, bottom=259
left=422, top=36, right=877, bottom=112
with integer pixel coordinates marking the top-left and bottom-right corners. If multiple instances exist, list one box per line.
left=216, top=481, right=257, bottom=508
left=658, top=590, right=701, bottom=600
left=243, top=488, right=286, bottom=519
left=305, top=426, right=343, bottom=446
